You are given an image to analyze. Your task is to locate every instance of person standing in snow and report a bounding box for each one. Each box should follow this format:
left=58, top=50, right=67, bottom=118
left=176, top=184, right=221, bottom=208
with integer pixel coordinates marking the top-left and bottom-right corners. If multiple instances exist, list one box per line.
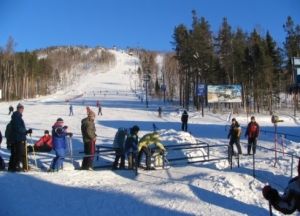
left=158, top=107, right=162, bottom=118
left=262, top=159, right=300, bottom=214
left=124, top=125, right=140, bottom=169
left=69, top=104, right=74, bottom=116
left=112, top=128, right=128, bottom=170
left=181, top=110, right=189, bottom=132
left=98, top=105, right=102, bottom=116
left=81, top=110, right=97, bottom=170
left=8, top=105, right=14, bottom=115
left=245, top=116, right=259, bottom=155
left=227, top=118, right=242, bottom=155
left=8, top=103, right=32, bottom=172
left=49, top=118, right=72, bottom=172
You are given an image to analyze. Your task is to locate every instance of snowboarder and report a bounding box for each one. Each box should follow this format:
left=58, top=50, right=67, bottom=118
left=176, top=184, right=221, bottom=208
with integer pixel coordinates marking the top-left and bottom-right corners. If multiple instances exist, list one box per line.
left=124, top=125, right=140, bottom=169
left=245, top=116, right=259, bottom=155
left=227, top=118, right=242, bottom=155
left=27, top=130, right=52, bottom=153
left=158, top=107, right=162, bottom=118
left=262, top=159, right=300, bottom=215
left=8, top=105, right=14, bottom=115
left=8, top=103, right=32, bottom=172
left=112, top=128, right=128, bottom=170
left=49, top=118, right=72, bottom=172
left=81, top=110, right=97, bottom=170
left=137, top=132, right=165, bottom=170
left=69, top=104, right=74, bottom=116
left=181, top=110, right=189, bottom=132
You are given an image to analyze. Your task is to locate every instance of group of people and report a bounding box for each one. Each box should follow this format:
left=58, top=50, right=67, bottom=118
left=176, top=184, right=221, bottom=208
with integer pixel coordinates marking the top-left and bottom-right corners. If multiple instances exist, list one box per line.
left=112, top=126, right=166, bottom=170
left=227, top=116, right=260, bottom=156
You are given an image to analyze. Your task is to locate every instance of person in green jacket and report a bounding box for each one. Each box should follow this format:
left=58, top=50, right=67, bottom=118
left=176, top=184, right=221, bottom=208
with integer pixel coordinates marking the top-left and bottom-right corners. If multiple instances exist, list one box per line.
left=137, top=132, right=165, bottom=170
left=81, top=110, right=97, bottom=170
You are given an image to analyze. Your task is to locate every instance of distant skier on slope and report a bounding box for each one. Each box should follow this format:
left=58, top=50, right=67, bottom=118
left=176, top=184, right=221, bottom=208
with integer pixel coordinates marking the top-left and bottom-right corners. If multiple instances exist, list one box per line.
left=262, top=159, right=300, bottom=215
left=69, top=104, right=74, bottom=116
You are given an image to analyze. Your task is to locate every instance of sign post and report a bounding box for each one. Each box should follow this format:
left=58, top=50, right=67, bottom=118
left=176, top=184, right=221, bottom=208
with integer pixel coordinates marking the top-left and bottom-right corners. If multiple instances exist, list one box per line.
left=197, top=84, right=206, bottom=117
left=292, top=57, right=300, bottom=117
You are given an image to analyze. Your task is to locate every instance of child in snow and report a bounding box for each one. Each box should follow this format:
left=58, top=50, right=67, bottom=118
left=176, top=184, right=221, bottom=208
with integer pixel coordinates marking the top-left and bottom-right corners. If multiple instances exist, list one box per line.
left=49, top=118, right=72, bottom=172
left=262, top=159, right=300, bottom=215
left=27, top=130, right=52, bottom=153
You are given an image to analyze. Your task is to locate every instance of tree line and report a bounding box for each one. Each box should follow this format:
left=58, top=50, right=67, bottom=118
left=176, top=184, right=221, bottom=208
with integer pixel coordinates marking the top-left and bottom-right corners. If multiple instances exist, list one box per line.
left=0, top=40, right=116, bottom=101
left=162, top=11, right=300, bottom=113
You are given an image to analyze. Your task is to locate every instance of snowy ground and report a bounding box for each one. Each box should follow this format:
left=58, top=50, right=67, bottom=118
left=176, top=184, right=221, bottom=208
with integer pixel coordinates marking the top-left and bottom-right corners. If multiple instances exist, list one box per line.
left=0, top=50, right=299, bottom=216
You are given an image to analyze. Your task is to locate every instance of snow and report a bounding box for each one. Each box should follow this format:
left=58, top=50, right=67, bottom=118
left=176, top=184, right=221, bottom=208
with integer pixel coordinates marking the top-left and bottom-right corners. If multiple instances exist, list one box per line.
left=0, top=49, right=299, bottom=216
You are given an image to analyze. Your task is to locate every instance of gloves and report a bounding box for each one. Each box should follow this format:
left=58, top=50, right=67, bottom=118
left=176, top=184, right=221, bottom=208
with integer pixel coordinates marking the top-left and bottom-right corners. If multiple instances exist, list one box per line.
left=63, top=126, right=68, bottom=130
left=262, top=185, right=279, bottom=202
left=67, top=132, right=73, bottom=137
left=27, top=129, right=33, bottom=134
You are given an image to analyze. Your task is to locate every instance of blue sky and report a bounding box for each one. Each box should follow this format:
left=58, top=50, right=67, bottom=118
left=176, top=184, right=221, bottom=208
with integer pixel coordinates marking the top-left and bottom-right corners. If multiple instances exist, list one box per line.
left=0, top=0, right=299, bottom=52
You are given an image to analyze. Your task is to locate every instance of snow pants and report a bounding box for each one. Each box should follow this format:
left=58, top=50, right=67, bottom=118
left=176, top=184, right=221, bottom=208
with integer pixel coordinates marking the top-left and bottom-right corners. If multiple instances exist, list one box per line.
left=81, top=140, right=95, bottom=169
left=247, top=138, right=257, bottom=155
left=51, top=148, right=66, bottom=170
left=229, top=138, right=242, bottom=154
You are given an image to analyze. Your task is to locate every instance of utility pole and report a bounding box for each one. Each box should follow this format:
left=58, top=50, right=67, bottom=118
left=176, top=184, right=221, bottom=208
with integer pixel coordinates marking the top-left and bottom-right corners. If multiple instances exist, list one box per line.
left=143, top=73, right=151, bottom=108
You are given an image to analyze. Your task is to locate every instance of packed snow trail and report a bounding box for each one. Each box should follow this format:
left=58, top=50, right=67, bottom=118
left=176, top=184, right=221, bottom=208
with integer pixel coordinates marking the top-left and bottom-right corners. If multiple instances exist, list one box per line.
left=0, top=49, right=299, bottom=216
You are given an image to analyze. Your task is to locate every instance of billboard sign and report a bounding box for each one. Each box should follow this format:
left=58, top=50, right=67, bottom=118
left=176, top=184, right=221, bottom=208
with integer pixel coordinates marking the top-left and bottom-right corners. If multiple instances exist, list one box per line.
left=197, top=84, right=206, bottom=96
left=207, top=85, right=242, bottom=103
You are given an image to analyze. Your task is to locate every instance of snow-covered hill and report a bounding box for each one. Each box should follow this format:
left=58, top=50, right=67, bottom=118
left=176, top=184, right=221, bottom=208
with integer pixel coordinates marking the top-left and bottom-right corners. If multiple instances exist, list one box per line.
left=0, top=49, right=299, bottom=216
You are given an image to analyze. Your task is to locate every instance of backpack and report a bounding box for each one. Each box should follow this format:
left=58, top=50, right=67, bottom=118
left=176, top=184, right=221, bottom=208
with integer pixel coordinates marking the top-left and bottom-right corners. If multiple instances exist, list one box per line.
left=113, top=128, right=127, bottom=149
left=5, top=121, right=13, bottom=148
left=249, top=123, right=258, bottom=137
left=0, top=156, right=5, bottom=171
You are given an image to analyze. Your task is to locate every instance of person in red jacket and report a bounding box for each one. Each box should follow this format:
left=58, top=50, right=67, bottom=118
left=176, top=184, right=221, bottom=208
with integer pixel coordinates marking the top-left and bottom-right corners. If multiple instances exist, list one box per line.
left=28, top=130, right=53, bottom=153
left=245, top=116, right=260, bottom=155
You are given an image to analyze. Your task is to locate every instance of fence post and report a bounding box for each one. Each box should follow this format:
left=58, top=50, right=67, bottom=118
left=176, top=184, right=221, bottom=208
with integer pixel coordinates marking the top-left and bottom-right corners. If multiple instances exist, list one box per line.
left=291, top=154, right=294, bottom=178
left=207, top=144, right=210, bottom=160
left=253, top=152, right=256, bottom=178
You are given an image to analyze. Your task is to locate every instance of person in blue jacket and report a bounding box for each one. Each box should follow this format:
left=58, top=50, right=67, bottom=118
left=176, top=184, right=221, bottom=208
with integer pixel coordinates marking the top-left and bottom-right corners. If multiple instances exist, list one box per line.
left=49, top=118, right=72, bottom=172
left=124, top=125, right=140, bottom=169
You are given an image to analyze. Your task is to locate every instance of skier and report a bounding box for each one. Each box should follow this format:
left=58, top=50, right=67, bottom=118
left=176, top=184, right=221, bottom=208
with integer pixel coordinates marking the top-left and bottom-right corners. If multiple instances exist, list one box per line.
left=227, top=118, right=242, bottom=155
left=124, top=125, right=140, bottom=169
left=245, top=116, right=260, bottom=155
left=98, top=105, right=102, bottom=116
left=49, top=118, right=72, bottom=172
left=69, top=104, right=74, bottom=116
left=262, top=159, right=300, bottom=215
left=137, top=132, right=165, bottom=170
left=8, top=103, right=32, bottom=172
left=112, top=128, right=128, bottom=170
left=81, top=110, right=97, bottom=170
left=181, top=110, right=189, bottom=132
left=158, top=107, right=162, bottom=118
left=8, top=105, right=14, bottom=115
left=27, top=130, right=52, bottom=153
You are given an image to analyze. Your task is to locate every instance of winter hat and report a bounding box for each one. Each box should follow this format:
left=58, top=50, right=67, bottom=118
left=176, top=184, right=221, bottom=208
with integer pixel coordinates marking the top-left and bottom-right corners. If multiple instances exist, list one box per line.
left=232, top=118, right=236, bottom=122
left=44, top=130, right=50, bottom=134
left=88, top=110, right=96, bottom=118
left=132, top=125, right=140, bottom=133
left=17, top=103, right=24, bottom=109
left=251, top=116, right=255, bottom=120
left=56, top=118, right=64, bottom=123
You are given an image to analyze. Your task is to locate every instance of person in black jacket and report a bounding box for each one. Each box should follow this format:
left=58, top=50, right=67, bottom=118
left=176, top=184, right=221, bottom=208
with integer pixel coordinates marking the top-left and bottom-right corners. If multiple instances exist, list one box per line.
left=181, top=110, right=189, bottom=132
left=124, top=125, right=140, bottom=169
left=245, top=116, right=260, bottom=155
left=227, top=118, right=242, bottom=154
left=262, top=159, right=300, bottom=215
left=8, top=103, right=32, bottom=172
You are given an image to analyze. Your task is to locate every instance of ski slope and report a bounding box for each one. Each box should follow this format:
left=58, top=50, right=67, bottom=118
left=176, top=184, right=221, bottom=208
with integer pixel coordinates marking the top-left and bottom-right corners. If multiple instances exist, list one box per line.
left=0, top=49, right=299, bottom=216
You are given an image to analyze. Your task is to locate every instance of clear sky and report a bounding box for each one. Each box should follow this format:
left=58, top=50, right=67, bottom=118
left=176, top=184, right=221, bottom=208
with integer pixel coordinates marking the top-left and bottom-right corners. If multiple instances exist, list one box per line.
left=0, top=0, right=299, bottom=52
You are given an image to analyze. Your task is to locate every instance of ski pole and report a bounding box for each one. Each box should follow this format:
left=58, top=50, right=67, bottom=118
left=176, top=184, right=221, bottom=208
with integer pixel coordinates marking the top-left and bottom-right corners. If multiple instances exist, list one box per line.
left=68, top=136, right=74, bottom=165
left=269, top=201, right=273, bottom=216
left=24, top=141, right=29, bottom=171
